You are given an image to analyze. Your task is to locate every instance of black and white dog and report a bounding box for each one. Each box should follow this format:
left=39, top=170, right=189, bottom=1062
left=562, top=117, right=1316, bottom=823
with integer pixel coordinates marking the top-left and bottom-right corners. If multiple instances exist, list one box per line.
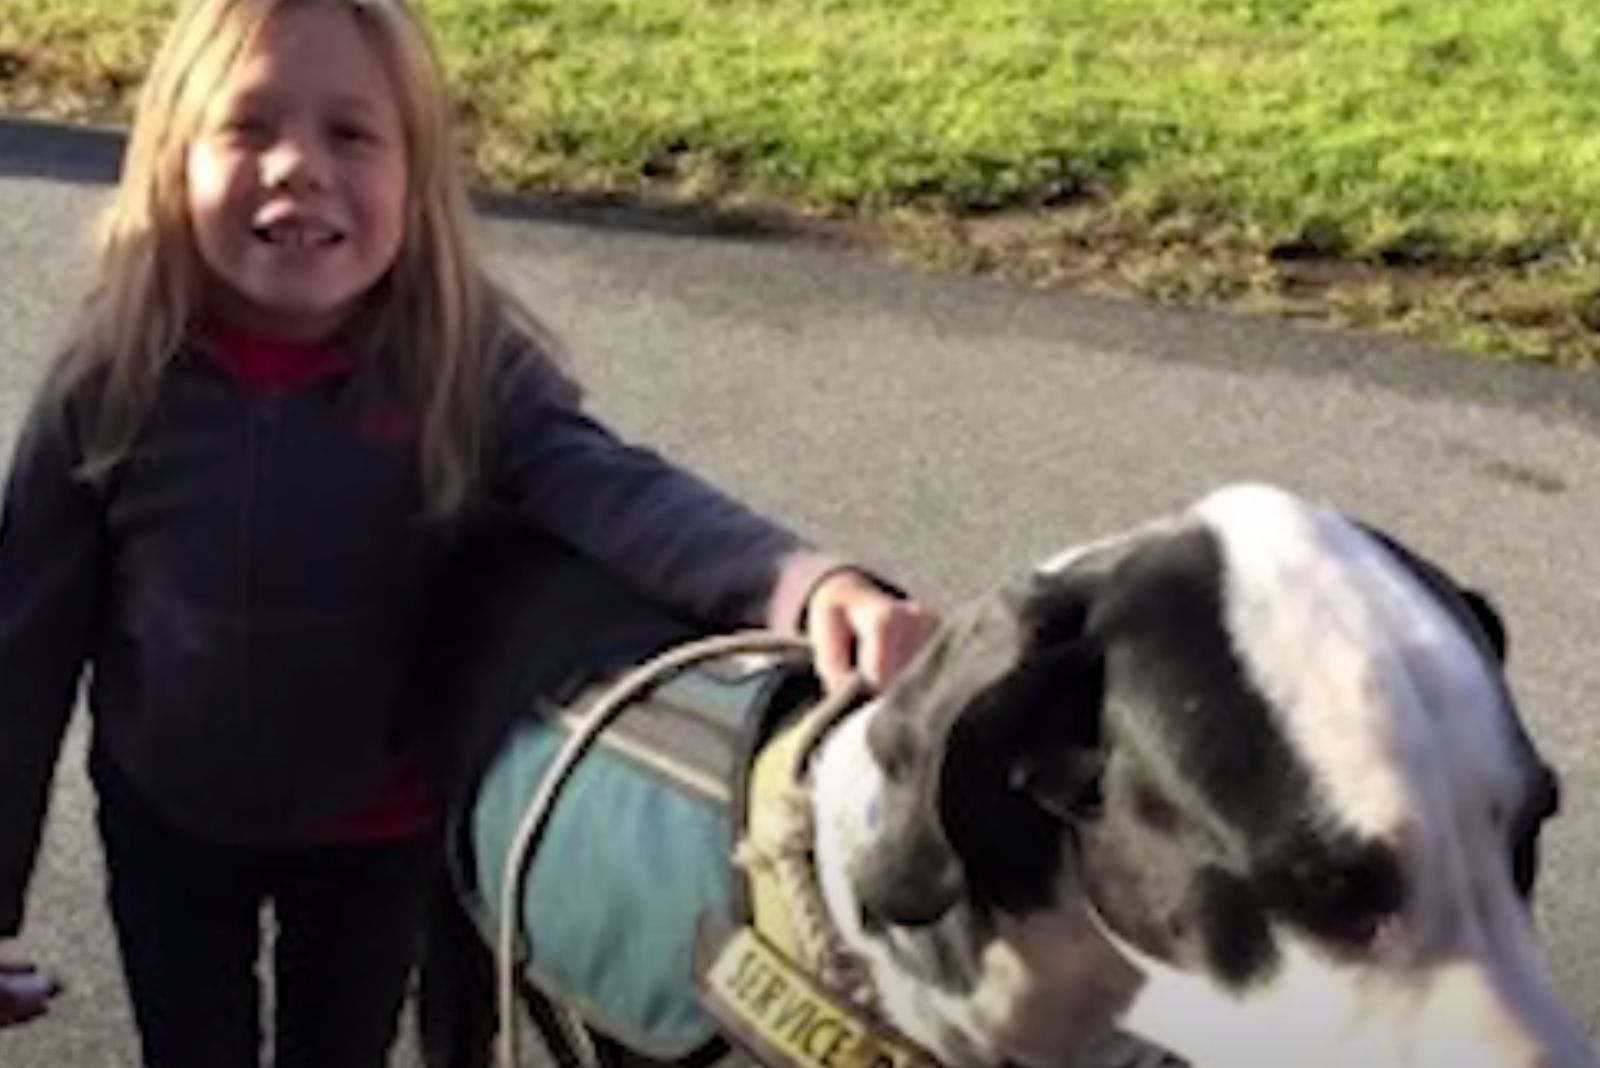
left=423, top=483, right=1593, bottom=1068
left=805, top=483, right=1593, bottom=1068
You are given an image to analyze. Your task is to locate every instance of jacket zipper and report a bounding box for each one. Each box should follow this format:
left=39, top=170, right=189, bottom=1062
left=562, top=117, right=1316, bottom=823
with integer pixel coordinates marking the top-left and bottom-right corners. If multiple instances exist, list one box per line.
left=241, top=392, right=279, bottom=738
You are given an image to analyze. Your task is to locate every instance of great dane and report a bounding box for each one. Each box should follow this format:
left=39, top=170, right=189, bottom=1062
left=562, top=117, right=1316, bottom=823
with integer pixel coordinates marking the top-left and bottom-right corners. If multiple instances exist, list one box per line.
left=422, top=483, right=1594, bottom=1068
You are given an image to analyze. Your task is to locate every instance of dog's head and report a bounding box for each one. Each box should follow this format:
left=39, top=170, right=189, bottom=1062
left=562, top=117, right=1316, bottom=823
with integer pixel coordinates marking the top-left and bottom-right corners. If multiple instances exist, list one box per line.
left=849, top=484, right=1591, bottom=1068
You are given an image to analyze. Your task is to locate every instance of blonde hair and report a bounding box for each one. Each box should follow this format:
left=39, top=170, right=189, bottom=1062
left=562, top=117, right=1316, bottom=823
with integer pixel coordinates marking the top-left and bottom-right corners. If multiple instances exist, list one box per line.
left=57, top=0, right=538, bottom=519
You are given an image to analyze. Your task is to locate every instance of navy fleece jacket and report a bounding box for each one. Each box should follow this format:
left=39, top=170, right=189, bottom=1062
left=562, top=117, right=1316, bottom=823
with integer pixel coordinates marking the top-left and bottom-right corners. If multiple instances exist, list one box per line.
left=0, top=333, right=837, bottom=936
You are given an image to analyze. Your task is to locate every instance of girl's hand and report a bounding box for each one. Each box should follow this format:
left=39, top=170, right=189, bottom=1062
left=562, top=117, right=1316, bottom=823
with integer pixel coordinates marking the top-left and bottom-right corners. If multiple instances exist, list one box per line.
left=804, top=569, right=940, bottom=695
left=0, top=952, right=61, bottom=1029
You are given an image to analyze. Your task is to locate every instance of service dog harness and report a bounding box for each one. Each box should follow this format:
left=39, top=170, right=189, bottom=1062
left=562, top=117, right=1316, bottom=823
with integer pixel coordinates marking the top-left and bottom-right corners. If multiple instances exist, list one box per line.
left=461, top=633, right=943, bottom=1068
left=704, top=664, right=939, bottom=1068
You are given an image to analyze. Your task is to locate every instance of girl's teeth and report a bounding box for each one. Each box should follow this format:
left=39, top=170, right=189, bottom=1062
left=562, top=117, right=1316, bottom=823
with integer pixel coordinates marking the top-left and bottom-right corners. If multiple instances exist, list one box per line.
left=259, top=222, right=340, bottom=246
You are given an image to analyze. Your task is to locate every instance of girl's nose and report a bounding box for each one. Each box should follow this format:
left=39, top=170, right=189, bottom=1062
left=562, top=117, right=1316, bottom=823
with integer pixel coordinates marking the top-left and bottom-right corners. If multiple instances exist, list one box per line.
left=261, top=126, right=330, bottom=191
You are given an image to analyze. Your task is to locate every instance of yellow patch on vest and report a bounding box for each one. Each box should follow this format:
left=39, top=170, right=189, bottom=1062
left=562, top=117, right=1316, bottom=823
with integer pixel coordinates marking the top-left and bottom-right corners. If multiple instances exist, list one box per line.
left=704, top=929, right=938, bottom=1068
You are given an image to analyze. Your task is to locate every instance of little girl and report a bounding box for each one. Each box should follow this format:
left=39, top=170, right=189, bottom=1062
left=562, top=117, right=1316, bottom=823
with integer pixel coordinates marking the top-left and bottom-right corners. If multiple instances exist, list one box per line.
left=0, top=1, right=935, bottom=1065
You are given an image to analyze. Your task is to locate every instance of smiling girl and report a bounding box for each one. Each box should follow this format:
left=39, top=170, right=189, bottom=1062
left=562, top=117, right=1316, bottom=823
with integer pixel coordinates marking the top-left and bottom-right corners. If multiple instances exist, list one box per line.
left=0, top=1, right=935, bottom=1065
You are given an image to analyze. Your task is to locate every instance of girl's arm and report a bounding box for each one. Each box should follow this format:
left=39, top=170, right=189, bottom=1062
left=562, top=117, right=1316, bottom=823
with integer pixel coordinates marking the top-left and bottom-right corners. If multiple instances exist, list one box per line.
left=0, top=391, right=106, bottom=941
left=491, top=348, right=838, bottom=630
left=489, top=346, right=937, bottom=685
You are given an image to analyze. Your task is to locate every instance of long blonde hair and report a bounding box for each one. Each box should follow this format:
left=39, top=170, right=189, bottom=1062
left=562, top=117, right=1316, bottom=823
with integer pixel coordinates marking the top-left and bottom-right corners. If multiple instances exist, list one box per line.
left=57, top=0, right=536, bottom=519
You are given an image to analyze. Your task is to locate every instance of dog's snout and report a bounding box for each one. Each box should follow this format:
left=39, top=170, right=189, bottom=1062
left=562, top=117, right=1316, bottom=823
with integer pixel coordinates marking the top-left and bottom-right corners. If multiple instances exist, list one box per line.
left=851, top=850, right=962, bottom=929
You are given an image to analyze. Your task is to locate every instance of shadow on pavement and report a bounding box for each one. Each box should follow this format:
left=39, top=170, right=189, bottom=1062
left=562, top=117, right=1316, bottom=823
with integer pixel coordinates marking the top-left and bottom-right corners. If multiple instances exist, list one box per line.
left=5, top=116, right=1598, bottom=433
left=0, top=115, right=816, bottom=246
left=0, top=116, right=124, bottom=184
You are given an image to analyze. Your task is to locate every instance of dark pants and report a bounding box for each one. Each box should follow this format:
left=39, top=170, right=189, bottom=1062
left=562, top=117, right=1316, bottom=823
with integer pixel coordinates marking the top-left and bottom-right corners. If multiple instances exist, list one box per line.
left=92, top=751, right=437, bottom=1068
left=416, top=874, right=497, bottom=1068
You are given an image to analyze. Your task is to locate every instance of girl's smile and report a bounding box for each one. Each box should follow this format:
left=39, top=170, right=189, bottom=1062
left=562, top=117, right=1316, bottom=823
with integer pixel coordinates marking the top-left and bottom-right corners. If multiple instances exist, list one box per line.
left=251, top=206, right=347, bottom=249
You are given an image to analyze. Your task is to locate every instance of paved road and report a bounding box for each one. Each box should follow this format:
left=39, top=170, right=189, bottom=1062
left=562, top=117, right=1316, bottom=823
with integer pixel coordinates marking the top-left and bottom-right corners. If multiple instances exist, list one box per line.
left=1, top=117, right=1597, bottom=1066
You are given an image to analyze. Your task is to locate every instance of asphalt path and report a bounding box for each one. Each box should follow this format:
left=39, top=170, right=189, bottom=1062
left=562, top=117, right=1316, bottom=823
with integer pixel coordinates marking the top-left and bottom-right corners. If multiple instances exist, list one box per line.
left=0, top=117, right=1596, bottom=1066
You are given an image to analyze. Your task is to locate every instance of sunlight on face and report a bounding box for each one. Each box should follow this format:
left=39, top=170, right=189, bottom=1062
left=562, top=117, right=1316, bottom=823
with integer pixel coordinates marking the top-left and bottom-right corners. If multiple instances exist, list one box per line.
left=186, top=4, right=408, bottom=341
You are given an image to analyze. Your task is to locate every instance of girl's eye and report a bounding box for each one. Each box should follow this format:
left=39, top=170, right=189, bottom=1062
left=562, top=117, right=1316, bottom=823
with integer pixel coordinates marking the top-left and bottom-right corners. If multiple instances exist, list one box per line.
left=330, top=122, right=377, bottom=146
left=221, top=115, right=271, bottom=142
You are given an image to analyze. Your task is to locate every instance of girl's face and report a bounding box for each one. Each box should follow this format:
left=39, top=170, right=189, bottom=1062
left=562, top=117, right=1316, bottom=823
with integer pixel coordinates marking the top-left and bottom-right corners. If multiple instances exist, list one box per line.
left=186, top=4, right=408, bottom=342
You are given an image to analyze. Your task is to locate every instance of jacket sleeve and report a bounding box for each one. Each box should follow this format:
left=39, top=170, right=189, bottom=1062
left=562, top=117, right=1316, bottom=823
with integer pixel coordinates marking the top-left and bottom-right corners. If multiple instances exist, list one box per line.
left=488, top=344, right=845, bottom=633
left=0, top=390, right=105, bottom=937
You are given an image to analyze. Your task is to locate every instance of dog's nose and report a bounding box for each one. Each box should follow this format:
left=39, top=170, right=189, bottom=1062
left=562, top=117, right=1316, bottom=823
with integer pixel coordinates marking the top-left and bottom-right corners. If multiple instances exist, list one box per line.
left=849, top=831, right=964, bottom=928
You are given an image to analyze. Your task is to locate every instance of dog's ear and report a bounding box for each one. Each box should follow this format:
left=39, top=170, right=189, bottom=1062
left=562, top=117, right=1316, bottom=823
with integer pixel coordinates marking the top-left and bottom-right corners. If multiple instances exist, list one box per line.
left=1353, top=522, right=1569, bottom=901
left=1356, top=522, right=1508, bottom=664
left=1457, top=588, right=1507, bottom=663
left=853, top=538, right=1141, bottom=926
left=853, top=582, right=1042, bottom=926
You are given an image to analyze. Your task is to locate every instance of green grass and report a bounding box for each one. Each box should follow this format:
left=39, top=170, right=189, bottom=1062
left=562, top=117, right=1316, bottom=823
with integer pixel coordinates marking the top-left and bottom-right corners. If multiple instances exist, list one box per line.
left=4, top=0, right=1600, bottom=365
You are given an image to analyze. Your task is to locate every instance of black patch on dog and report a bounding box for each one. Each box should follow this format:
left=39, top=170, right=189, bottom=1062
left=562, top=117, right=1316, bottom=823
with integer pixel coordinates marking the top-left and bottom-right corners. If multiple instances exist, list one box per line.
left=1090, top=527, right=1316, bottom=842
left=1254, top=831, right=1405, bottom=954
left=1081, top=530, right=1408, bottom=991
left=1192, top=867, right=1277, bottom=985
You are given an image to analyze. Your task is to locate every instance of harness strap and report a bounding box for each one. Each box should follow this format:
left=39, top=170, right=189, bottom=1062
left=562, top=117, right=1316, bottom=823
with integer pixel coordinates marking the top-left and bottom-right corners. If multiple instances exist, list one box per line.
left=735, top=679, right=875, bottom=1003
left=703, top=682, right=948, bottom=1068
